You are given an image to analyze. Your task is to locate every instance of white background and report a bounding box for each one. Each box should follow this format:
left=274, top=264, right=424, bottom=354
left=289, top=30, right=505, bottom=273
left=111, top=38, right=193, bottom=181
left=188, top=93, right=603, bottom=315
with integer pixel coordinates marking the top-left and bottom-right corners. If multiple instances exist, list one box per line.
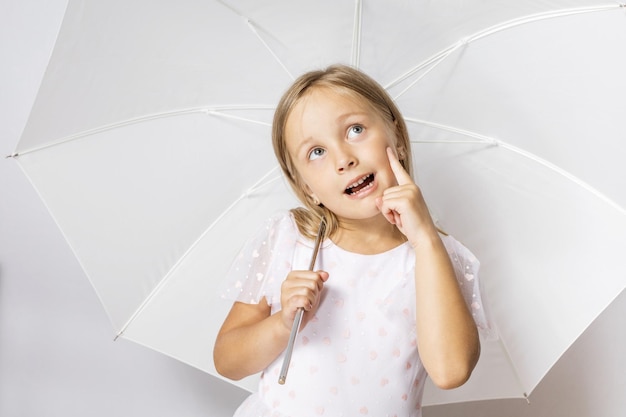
left=1, top=1, right=624, bottom=416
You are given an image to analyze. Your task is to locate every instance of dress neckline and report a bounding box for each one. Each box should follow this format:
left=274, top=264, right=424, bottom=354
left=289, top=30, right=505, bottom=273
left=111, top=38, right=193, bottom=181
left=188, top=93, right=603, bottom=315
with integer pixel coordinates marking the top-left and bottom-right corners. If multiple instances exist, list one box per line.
left=324, top=238, right=411, bottom=257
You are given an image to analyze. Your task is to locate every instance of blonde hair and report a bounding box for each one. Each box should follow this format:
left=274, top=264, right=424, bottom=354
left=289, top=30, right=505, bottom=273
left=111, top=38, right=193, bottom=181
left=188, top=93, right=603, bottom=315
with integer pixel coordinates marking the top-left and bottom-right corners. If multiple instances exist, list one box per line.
left=272, top=64, right=413, bottom=240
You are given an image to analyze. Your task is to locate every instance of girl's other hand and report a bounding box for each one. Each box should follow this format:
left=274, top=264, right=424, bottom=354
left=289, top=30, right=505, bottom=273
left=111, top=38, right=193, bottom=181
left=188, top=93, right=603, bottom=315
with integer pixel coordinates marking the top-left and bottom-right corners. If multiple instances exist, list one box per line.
left=280, top=270, right=329, bottom=330
left=376, top=147, right=439, bottom=247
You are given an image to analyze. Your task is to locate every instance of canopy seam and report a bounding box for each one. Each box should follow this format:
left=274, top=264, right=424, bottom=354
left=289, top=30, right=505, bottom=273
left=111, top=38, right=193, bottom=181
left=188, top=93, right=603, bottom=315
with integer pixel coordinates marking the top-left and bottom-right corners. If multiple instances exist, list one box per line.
left=13, top=106, right=274, bottom=157
left=116, top=166, right=284, bottom=338
left=387, top=4, right=620, bottom=96
left=246, top=19, right=295, bottom=81
left=351, top=0, right=363, bottom=68
left=406, top=118, right=626, bottom=217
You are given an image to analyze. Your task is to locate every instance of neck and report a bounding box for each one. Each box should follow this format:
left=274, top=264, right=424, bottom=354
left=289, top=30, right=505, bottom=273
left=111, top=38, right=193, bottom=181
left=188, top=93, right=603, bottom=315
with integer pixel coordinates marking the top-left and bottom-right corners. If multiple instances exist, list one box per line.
left=331, top=214, right=406, bottom=255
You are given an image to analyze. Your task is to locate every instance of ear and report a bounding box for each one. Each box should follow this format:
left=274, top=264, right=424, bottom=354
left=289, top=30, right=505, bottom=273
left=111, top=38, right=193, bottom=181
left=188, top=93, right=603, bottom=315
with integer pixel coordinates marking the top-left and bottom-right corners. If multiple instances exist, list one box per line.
left=396, top=144, right=407, bottom=160
left=307, top=189, right=320, bottom=206
left=302, top=183, right=320, bottom=206
left=387, top=120, right=405, bottom=159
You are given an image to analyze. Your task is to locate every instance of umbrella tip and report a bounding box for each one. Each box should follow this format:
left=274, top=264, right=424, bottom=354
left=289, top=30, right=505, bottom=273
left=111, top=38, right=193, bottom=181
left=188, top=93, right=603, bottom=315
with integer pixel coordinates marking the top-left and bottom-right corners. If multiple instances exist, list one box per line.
left=5, top=152, right=18, bottom=159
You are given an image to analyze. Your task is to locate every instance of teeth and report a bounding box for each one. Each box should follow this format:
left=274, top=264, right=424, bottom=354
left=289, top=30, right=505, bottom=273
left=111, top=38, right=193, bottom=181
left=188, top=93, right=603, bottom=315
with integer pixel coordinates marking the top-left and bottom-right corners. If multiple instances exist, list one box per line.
left=346, top=174, right=373, bottom=195
left=351, top=181, right=373, bottom=195
left=348, top=175, right=369, bottom=189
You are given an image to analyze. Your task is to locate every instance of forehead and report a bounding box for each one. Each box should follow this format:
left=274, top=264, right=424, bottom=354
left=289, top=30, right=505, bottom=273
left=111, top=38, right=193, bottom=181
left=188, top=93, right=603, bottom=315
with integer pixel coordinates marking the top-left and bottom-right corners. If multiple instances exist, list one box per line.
left=285, top=88, right=369, bottom=155
left=285, top=87, right=377, bottom=139
left=294, top=86, right=371, bottom=117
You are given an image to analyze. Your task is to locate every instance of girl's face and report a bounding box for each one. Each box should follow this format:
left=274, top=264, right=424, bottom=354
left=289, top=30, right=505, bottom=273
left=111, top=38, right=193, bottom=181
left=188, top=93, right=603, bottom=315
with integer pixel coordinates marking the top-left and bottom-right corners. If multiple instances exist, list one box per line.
left=284, top=87, right=400, bottom=222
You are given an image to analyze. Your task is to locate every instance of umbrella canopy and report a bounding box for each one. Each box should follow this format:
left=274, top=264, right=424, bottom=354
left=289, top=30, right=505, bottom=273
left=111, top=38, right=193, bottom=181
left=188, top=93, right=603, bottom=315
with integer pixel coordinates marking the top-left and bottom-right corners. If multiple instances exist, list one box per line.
left=11, top=0, right=626, bottom=406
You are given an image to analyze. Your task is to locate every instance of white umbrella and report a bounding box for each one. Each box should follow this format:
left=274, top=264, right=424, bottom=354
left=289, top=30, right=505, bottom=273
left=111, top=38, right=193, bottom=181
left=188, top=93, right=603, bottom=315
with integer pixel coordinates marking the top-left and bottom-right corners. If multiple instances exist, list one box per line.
left=10, top=0, right=626, bottom=406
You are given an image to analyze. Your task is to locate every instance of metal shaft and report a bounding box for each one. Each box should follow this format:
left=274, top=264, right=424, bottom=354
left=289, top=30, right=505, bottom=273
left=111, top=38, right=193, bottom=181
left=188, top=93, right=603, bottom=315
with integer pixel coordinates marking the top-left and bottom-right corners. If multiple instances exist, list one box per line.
left=278, top=219, right=326, bottom=385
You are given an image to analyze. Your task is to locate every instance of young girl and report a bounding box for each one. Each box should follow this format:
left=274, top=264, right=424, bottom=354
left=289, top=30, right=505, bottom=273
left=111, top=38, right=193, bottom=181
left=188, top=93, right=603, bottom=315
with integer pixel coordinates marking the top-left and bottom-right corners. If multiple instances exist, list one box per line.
left=214, top=65, right=488, bottom=416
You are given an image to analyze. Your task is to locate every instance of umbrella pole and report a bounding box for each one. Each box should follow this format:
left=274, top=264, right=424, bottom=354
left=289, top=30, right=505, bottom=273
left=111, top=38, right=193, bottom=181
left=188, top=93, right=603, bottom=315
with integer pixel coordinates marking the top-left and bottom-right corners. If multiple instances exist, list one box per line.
left=278, top=218, right=326, bottom=385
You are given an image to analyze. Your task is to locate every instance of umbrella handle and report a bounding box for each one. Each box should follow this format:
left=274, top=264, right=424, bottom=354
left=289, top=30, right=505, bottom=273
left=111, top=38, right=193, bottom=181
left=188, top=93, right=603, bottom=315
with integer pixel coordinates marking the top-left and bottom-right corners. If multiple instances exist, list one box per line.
left=278, top=218, right=326, bottom=385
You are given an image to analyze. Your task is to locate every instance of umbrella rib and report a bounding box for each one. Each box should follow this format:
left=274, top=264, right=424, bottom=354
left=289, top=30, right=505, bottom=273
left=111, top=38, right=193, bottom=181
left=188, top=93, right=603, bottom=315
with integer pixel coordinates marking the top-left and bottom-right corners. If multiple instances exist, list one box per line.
left=390, top=44, right=464, bottom=100
left=245, top=19, right=295, bottom=81
left=405, top=117, right=496, bottom=145
left=206, top=108, right=272, bottom=127
left=406, top=118, right=626, bottom=217
left=496, top=336, right=530, bottom=399
left=387, top=4, right=621, bottom=97
left=215, top=0, right=294, bottom=80
left=466, top=4, right=620, bottom=45
left=13, top=106, right=274, bottom=157
left=115, top=166, right=284, bottom=338
left=351, top=0, right=363, bottom=68
left=385, top=41, right=465, bottom=91
left=494, top=140, right=626, bottom=217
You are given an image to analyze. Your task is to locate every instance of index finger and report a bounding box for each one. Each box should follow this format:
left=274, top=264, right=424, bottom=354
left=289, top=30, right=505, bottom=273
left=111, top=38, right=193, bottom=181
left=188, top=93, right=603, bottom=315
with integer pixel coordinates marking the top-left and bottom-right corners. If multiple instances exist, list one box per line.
left=386, top=147, right=413, bottom=186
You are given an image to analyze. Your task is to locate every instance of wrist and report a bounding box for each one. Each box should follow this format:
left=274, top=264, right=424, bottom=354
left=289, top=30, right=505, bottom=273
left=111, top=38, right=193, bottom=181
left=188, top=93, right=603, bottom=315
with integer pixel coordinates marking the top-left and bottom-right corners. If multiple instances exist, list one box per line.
left=272, top=310, right=293, bottom=341
left=408, top=226, right=442, bottom=250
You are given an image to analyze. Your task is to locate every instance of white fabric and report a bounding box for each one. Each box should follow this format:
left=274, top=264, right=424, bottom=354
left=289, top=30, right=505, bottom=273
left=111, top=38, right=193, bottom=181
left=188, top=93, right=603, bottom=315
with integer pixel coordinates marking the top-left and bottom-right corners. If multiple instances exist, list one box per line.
left=13, top=0, right=626, bottom=405
left=223, top=211, right=490, bottom=416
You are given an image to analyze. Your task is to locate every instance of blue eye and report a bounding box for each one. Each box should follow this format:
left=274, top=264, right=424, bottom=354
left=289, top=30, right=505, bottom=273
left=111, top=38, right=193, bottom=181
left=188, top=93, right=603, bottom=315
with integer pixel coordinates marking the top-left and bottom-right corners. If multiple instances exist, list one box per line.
left=348, top=125, right=364, bottom=138
left=308, top=147, right=325, bottom=160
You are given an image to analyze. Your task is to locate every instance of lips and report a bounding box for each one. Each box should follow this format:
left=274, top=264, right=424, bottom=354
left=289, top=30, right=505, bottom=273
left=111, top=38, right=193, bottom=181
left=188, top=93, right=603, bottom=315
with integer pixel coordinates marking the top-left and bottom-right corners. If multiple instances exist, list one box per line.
left=345, top=173, right=375, bottom=195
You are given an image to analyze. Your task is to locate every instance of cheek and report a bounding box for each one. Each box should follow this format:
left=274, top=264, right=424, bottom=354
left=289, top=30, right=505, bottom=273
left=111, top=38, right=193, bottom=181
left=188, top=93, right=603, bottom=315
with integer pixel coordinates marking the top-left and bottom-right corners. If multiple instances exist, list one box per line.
left=386, top=135, right=399, bottom=153
left=296, top=171, right=320, bottom=196
left=297, top=163, right=330, bottom=191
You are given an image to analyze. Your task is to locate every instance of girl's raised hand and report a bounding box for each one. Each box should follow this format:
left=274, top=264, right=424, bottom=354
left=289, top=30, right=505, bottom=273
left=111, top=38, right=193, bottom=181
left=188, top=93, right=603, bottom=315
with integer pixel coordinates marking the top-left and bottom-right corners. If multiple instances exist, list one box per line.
left=279, top=270, right=329, bottom=331
left=376, top=147, right=439, bottom=247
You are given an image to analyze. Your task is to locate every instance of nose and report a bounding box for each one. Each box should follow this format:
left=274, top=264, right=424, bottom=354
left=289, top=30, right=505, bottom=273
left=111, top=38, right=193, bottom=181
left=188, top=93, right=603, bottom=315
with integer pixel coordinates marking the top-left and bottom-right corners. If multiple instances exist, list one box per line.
left=335, top=146, right=357, bottom=173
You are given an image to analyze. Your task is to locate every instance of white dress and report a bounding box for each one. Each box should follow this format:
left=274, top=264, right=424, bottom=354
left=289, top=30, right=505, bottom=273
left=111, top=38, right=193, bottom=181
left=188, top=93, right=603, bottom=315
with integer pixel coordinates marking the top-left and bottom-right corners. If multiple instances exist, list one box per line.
left=222, top=212, right=490, bottom=417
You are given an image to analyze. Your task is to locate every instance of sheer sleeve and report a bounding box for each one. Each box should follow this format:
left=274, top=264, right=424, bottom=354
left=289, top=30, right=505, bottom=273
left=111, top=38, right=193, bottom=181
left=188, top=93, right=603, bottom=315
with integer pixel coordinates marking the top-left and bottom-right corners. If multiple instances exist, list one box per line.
left=221, top=211, right=298, bottom=306
left=378, top=234, right=495, bottom=341
left=440, top=235, right=496, bottom=340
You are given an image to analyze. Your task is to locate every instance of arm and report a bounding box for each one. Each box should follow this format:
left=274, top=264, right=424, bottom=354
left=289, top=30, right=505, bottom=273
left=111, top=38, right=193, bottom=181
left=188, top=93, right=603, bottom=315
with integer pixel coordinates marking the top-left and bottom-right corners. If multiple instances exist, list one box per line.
left=213, top=299, right=289, bottom=380
left=377, top=148, right=480, bottom=389
left=214, top=269, right=329, bottom=380
left=412, top=234, right=480, bottom=389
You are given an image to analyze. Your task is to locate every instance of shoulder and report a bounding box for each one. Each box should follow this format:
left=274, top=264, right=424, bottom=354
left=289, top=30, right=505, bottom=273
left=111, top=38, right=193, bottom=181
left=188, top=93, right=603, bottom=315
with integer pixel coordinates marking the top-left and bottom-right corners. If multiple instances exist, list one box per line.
left=439, top=234, right=479, bottom=265
left=249, top=210, right=305, bottom=251
left=261, top=210, right=299, bottom=237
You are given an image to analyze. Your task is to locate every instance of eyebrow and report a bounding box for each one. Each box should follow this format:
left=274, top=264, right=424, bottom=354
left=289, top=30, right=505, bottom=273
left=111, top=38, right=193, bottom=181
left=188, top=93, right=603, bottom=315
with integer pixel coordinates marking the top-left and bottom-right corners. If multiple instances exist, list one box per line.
left=291, top=136, right=314, bottom=158
left=337, top=111, right=370, bottom=124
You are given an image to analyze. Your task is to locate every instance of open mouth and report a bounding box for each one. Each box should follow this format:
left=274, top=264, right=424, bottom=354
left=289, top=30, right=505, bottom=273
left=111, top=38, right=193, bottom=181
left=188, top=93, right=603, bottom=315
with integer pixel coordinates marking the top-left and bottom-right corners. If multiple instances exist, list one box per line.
left=345, top=174, right=375, bottom=195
